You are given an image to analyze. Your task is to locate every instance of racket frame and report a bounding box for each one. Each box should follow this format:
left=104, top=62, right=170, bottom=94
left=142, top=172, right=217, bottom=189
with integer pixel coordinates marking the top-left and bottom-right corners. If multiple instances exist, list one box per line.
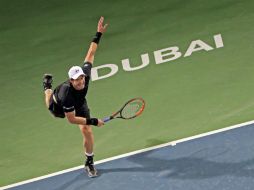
left=103, top=97, right=145, bottom=122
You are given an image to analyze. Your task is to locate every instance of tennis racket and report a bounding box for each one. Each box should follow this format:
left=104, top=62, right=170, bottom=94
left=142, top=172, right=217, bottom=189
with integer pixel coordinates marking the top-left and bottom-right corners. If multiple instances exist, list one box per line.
left=103, top=97, right=145, bottom=122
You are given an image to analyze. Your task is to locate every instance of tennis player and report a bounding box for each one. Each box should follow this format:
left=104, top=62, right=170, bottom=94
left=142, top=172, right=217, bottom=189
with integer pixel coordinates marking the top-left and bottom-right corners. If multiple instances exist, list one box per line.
left=42, top=17, right=108, bottom=177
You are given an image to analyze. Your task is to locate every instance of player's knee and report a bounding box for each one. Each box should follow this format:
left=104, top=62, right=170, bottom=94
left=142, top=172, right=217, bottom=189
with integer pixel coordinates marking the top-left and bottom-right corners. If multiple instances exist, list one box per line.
left=79, top=125, right=93, bottom=136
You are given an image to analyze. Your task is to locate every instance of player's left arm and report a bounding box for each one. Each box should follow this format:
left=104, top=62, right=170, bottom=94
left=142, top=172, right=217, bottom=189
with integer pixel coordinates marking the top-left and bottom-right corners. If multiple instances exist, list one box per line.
left=84, top=16, right=108, bottom=64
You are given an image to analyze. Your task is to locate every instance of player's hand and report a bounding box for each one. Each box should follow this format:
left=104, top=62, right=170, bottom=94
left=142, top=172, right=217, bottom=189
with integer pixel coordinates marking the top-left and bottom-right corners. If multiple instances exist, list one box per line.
left=97, top=16, right=108, bottom=33
left=97, top=119, right=105, bottom=127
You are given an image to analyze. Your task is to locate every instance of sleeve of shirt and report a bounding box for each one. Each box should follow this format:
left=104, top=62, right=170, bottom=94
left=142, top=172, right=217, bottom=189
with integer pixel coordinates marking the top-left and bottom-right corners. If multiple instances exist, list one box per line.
left=61, top=88, right=75, bottom=113
left=82, top=62, right=92, bottom=78
left=62, top=99, right=75, bottom=113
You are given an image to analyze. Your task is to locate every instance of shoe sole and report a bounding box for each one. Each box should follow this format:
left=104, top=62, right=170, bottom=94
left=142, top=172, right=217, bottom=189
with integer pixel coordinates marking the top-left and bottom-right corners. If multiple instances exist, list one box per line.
left=85, top=166, right=98, bottom=178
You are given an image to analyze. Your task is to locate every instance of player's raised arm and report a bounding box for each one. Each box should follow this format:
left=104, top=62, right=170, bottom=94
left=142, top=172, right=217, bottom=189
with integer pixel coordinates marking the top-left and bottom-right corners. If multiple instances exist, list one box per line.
left=84, top=16, right=108, bottom=64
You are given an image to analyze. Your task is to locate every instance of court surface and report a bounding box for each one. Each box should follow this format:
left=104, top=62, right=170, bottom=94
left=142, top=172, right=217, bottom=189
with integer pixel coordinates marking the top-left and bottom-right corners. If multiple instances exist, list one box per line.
left=2, top=121, right=254, bottom=190
left=1, top=0, right=254, bottom=186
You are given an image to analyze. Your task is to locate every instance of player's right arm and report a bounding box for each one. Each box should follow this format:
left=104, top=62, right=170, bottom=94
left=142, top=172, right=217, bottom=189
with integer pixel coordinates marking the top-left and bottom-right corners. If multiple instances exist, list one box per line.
left=61, top=88, right=104, bottom=127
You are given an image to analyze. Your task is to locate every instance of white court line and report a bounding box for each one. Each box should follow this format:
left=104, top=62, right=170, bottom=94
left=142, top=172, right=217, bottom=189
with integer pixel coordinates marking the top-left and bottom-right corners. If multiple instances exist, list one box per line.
left=1, top=119, right=254, bottom=190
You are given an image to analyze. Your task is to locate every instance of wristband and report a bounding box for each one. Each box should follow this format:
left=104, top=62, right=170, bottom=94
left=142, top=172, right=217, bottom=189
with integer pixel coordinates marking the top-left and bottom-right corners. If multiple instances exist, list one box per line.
left=86, top=118, right=99, bottom=126
left=92, top=32, right=102, bottom=44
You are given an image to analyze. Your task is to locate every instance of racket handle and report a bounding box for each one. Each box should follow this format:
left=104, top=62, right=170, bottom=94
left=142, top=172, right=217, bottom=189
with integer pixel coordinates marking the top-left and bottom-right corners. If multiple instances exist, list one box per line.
left=103, top=116, right=112, bottom=123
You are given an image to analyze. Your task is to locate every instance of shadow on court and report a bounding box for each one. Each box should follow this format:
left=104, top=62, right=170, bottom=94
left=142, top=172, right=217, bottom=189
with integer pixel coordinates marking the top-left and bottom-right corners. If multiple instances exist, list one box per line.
left=52, top=149, right=254, bottom=190
left=99, top=150, right=254, bottom=179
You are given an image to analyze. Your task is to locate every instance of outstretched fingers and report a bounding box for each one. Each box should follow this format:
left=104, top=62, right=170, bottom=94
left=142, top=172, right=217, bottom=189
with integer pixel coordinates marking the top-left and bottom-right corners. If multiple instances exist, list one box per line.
left=97, top=16, right=108, bottom=33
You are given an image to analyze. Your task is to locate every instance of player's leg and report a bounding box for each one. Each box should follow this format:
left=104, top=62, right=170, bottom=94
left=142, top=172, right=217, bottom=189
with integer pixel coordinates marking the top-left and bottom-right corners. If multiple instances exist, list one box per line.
left=44, top=89, right=53, bottom=108
left=79, top=124, right=94, bottom=154
left=42, top=74, right=53, bottom=108
left=76, top=100, right=97, bottom=177
left=79, top=124, right=97, bottom=177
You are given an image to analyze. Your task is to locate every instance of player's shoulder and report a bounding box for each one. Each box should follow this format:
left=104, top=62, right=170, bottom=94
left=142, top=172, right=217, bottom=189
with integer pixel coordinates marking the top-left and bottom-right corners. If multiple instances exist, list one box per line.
left=55, top=80, right=74, bottom=101
left=55, top=80, right=71, bottom=93
left=83, top=61, right=92, bottom=69
left=82, top=62, right=92, bottom=78
left=62, top=80, right=71, bottom=87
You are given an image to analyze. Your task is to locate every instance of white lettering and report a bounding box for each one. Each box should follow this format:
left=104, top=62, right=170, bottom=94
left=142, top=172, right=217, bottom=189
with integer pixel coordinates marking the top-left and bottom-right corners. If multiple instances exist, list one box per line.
left=91, top=64, right=118, bottom=81
left=122, top=53, right=150, bottom=71
left=90, top=34, right=224, bottom=82
left=184, top=40, right=213, bottom=57
left=154, top=47, right=182, bottom=64
left=214, top=34, right=224, bottom=48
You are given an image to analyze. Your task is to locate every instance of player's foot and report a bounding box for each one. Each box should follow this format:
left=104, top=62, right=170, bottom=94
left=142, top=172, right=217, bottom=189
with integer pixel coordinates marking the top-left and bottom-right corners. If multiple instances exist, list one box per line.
left=85, top=156, right=98, bottom=178
left=43, top=74, right=53, bottom=91
left=85, top=163, right=98, bottom=178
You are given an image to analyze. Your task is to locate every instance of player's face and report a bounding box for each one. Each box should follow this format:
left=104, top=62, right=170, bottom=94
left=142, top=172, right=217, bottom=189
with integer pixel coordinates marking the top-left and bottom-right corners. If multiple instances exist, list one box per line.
left=71, top=75, right=85, bottom=90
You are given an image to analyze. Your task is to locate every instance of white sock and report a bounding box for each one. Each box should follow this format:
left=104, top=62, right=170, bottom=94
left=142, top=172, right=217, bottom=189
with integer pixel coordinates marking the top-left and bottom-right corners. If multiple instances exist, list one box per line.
left=85, top=152, right=94, bottom=157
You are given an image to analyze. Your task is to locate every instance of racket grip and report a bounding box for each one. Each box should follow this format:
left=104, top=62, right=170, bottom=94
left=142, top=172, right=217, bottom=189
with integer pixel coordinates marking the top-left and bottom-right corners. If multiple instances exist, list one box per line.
left=103, top=117, right=111, bottom=123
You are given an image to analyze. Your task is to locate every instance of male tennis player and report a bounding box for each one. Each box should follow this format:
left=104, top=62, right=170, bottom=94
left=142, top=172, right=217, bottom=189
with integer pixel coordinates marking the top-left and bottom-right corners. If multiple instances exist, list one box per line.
left=42, top=17, right=108, bottom=177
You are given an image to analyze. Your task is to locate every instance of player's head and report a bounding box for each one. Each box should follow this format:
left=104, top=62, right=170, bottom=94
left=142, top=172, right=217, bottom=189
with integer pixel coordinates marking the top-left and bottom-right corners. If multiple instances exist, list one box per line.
left=68, top=66, right=85, bottom=90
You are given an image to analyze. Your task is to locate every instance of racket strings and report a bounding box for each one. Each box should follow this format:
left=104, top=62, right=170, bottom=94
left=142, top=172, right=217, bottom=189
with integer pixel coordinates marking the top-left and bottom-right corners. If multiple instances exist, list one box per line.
left=121, top=101, right=143, bottom=119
